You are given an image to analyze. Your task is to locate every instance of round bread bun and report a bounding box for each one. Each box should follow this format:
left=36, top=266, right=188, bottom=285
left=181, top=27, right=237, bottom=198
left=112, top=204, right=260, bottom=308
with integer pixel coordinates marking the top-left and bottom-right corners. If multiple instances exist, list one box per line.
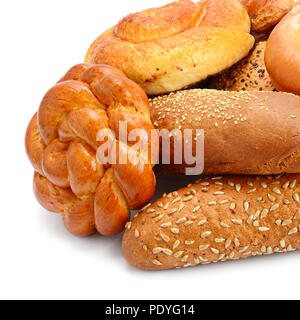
left=208, top=41, right=276, bottom=92
left=85, top=0, right=254, bottom=95
left=265, top=6, right=300, bottom=95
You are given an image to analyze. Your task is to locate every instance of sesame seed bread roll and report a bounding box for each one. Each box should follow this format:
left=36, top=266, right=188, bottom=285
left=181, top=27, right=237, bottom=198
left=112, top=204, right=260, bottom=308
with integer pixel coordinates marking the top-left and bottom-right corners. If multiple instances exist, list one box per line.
left=150, top=89, right=300, bottom=175
left=208, top=41, right=275, bottom=92
left=122, top=174, right=300, bottom=270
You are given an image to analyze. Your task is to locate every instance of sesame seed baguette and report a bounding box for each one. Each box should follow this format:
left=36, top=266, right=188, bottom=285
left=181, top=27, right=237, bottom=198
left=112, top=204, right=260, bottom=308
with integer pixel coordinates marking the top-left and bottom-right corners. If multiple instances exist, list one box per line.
left=122, top=174, right=300, bottom=270
left=150, top=89, right=300, bottom=175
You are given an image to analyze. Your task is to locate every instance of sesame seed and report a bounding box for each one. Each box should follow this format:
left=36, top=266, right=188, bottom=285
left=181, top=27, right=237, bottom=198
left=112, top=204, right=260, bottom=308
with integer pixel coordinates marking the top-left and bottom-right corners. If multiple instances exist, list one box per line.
left=220, top=222, right=230, bottom=228
left=173, top=240, right=180, bottom=250
left=199, top=256, right=208, bottom=262
left=199, top=244, right=210, bottom=251
left=134, top=229, right=140, bottom=238
left=152, top=259, right=162, bottom=266
left=270, top=204, right=279, bottom=212
left=288, top=227, right=298, bottom=235
left=162, top=248, right=173, bottom=256
left=259, top=227, right=270, bottom=232
left=125, top=221, right=132, bottom=230
left=208, top=201, right=217, bottom=206
left=254, top=210, right=261, bottom=219
left=192, top=205, right=200, bottom=212
left=253, top=220, right=260, bottom=227
left=275, top=219, right=282, bottom=226
left=152, top=247, right=162, bottom=254
left=172, top=197, right=181, bottom=204
left=220, top=200, right=229, bottom=205
left=282, top=219, right=292, bottom=226
left=225, top=239, right=232, bottom=249
left=230, top=203, right=236, bottom=210
left=197, top=219, right=207, bottom=226
left=184, top=221, right=194, bottom=227
left=211, top=248, right=219, bottom=254
left=267, top=194, right=276, bottom=202
left=214, top=182, right=223, bottom=186
left=239, top=246, right=249, bottom=253
left=267, top=247, right=273, bottom=254
left=170, top=228, right=180, bottom=234
left=234, top=238, right=240, bottom=247
left=272, top=187, right=281, bottom=195
left=174, top=251, right=184, bottom=258
left=176, top=218, right=187, bottom=224
left=142, top=203, right=151, bottom=211
left=244, top=202, right=249, bottom=212
left=201, top=231, right=212, bottom=238
left=282, top=181, right=290, bottom=189
left=290, top=180, right=297, bottom=188
left=160, top=232, right=170, bottom=243
left=200, top=182, right=210, bottom=186
left=247, top=215, right=254, bottom=224
left=261, top=246, right=266, bottom=253
left=293, top=193, right=300, bottom=203
left=280, top=240, right=286, bottom=248
left=294, top=210, right=300, bottom=219
left=147, top=208, right=155, bottom=213
left=235, top=184, right=241, bottom=192
left=181, top=255, right=189, bottom=263
left=185, top=240, right=195, bottom=245
left=168, top=208, right=177, bottom=215
left=213, top=191, right=225, bottom=195
left=260, top=209, right=269, bottom=219
left=160, top=222, right=172, bottom=228
left=183, top=195, right=194, bottom=202
left=178, top=203, right=185, bottom=212
left=232, top=219, right=242, bottom=225
left=215, top=238, right=225, bottom=243
left=261, top=182, right=267, bottom=189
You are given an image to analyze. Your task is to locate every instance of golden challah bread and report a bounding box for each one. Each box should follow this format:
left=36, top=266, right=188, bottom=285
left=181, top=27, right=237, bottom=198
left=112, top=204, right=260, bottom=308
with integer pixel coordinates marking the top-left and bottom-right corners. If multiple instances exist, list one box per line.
left=239, top=0, right=300, bottom=32
left=85, top=0, right=254, bottom=95
left=25, top=63, right=158, bottom=237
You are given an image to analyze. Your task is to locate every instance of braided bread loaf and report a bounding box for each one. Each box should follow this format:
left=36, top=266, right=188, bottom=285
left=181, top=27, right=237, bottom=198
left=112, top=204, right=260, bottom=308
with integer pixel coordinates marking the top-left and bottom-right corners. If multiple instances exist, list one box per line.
left=25, top=63, right=158, bottom=237
left=85, top=0, right=254, bottom=95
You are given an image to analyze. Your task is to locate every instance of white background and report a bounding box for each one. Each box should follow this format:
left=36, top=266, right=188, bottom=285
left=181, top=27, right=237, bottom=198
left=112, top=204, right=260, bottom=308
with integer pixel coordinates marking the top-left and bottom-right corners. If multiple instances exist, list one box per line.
left=1, top=0, right=299, bottom=300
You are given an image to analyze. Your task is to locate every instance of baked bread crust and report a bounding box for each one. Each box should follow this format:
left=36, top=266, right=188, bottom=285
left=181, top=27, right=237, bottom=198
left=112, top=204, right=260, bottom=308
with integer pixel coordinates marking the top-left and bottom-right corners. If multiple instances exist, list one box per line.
left=240, top=0, right=299, bottom=32
left=150, top=89, right=300, bottom=175
left=122, top=174, right=300, bottom=270
left=25, top=63, right=158, bottom=237
left=85, top=0, right=254, bottom=95
left=265, top=6, right=300, bottom=95
left=208, top=41, right=275, bottom=92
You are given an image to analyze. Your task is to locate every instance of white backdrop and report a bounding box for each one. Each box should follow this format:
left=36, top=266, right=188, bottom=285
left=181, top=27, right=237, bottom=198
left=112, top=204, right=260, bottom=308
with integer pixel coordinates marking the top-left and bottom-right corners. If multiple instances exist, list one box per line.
left=0, top=0, right=299, bottom=300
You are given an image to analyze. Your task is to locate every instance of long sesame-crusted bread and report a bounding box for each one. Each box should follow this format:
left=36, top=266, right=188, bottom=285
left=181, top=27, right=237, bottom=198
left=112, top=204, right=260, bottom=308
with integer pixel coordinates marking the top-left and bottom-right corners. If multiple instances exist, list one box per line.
left=208, top=41, right=275, bottom=92
left=122, top=174, right=300, bottom=270
left=150, top=89, right=300, bottom=175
